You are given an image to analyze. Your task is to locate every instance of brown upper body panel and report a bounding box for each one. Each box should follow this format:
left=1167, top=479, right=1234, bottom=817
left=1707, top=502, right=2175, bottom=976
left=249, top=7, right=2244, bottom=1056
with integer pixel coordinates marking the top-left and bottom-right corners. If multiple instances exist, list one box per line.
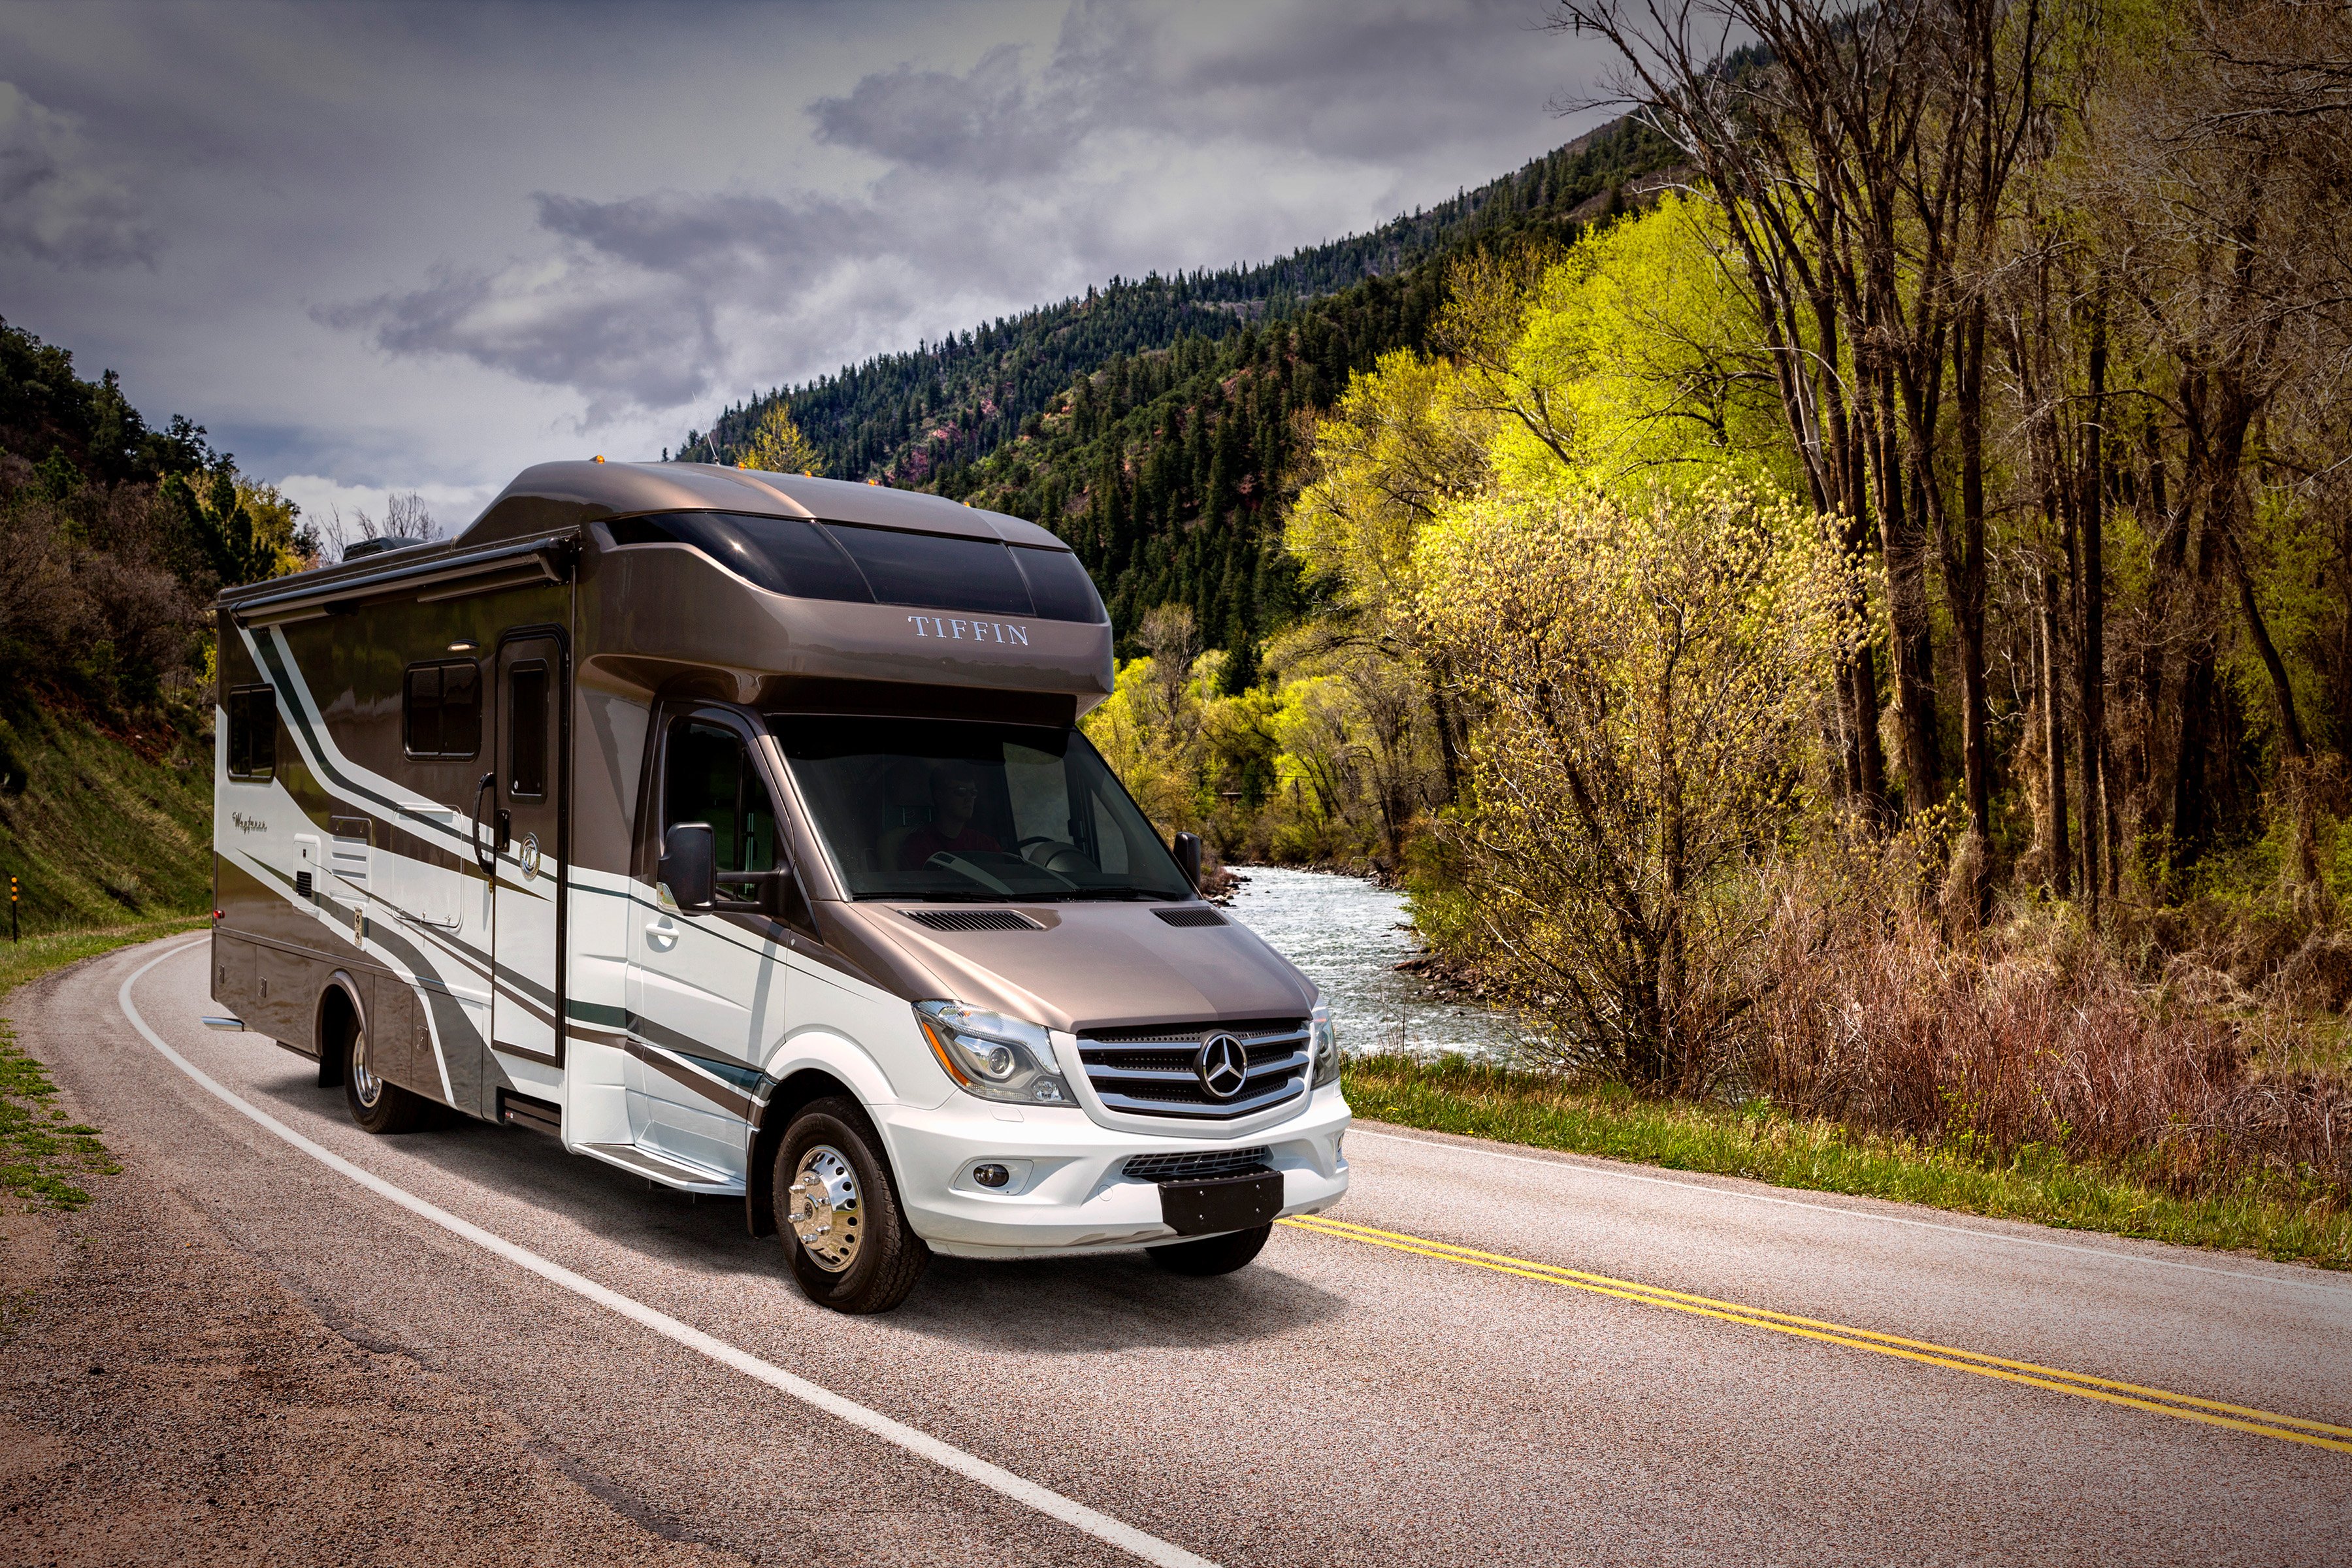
left=460, top=461, right=1066, bottom=550
left=815, top=900, right=1317, bottom=1034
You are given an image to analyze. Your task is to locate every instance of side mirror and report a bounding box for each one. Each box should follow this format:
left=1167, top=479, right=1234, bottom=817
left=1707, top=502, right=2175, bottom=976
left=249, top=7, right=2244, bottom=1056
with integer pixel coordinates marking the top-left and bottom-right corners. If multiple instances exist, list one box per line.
left=1172, top=830, right=1203, bottom=892
left=658, top=823, right=717, bottom=911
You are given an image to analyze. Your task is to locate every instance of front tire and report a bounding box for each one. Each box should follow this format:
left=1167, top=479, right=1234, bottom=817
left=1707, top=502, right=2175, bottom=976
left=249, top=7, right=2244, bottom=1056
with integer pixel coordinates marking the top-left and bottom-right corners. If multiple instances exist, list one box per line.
left=344, top=1027, right=427, bottom=1134
left=773, top=1098, right=928, bottom=1314
left=1147, top=1223, right=1272, bottom=1277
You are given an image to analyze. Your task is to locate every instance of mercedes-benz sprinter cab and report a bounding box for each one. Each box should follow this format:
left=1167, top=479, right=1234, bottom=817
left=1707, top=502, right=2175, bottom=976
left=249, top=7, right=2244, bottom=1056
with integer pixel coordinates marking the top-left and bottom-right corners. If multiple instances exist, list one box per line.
left=208, top=461, right=1350, bottom=1312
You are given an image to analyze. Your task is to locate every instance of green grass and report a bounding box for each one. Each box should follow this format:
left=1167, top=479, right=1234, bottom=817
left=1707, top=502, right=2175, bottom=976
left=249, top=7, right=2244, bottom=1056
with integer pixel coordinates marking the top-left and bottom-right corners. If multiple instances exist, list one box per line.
left=0, top=698, right=212, bottom=931
left=1343, top=1053, right=2352, bottom=1270
left=0, top=697, right=214, bottom=1209
left=0, top=915, right=205, bottom=1211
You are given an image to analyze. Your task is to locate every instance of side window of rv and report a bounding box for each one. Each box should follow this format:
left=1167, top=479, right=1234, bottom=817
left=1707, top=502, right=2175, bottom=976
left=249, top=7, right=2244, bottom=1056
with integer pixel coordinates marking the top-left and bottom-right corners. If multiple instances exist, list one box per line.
left=225, top=685, right=276, bottom=781
left=404, top=661, right=481, bottom=759
left=664, top=720, right=779, bottom=889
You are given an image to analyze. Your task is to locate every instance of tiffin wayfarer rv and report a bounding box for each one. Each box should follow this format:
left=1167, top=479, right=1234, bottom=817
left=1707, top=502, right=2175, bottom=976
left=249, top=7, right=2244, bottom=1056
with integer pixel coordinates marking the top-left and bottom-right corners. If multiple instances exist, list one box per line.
left=206, top=461, right=1350, bottom=1313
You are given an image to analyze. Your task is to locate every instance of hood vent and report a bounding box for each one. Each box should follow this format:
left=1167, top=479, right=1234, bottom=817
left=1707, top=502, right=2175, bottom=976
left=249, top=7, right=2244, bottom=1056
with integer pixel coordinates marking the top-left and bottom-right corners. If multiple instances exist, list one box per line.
left=1153, top=907, right=1226, bottom=928
left=900, top=908, right=1043, bottom=932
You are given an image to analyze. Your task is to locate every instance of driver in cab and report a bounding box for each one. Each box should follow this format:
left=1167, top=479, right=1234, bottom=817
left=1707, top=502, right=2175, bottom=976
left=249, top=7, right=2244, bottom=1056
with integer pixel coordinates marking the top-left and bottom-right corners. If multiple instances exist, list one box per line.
left=899, top=766, right=1002, bottom=870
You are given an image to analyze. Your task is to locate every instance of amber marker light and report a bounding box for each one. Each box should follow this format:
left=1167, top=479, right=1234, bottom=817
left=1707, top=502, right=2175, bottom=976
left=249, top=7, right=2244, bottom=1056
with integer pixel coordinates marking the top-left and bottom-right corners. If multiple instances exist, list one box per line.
left=918, top=1016, right=971, bottom=1087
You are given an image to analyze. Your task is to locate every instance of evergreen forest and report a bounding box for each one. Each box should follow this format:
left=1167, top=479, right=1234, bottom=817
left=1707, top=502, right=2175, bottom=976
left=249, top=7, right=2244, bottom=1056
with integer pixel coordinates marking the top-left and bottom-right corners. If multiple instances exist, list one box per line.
left=675, top=114, right=1684, bottom=663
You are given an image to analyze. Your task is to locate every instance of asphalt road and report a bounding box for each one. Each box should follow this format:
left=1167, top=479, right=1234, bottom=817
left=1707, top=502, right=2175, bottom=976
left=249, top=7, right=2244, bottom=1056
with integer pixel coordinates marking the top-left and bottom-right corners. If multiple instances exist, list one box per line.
left=23, top=936, right=2352, bottom=1565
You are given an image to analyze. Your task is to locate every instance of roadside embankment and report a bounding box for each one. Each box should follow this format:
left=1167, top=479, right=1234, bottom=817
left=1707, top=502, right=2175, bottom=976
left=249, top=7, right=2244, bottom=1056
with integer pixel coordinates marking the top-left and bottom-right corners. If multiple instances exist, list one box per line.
left=0, top=934, right=753, bottom=1566
left=1342, top=1052, right=2352, bottom=1269
left=0, top=699, right=212, bottom=932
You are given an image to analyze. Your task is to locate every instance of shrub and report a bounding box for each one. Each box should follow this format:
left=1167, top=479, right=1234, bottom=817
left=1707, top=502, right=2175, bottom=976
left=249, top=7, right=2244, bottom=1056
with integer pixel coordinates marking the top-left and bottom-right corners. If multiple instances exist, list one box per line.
left=1413, top=478, right=1856, bottom=1089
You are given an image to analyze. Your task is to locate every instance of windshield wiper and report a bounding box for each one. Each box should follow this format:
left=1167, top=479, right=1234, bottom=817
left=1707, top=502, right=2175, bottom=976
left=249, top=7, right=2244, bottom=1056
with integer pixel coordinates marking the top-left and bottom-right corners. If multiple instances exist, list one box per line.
left=1052, top=887, right=1176, bottom=901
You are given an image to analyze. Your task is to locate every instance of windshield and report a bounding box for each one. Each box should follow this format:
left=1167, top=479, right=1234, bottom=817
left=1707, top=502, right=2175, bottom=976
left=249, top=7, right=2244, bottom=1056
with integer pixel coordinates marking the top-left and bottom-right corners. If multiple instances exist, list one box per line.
left=773, top=716, right=1193, bottom=902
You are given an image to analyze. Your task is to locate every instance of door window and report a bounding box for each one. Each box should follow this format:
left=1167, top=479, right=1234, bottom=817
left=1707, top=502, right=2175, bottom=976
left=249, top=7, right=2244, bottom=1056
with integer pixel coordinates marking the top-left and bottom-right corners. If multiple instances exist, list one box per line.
left=664, top=719, right=779, bottom=902
left=507, top=662, right=549, bottom=799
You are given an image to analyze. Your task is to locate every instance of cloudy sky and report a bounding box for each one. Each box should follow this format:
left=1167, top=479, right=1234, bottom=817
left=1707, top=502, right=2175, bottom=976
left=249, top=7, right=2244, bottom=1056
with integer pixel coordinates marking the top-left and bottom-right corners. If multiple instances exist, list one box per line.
left=1, top=0, right=1612, bottom=529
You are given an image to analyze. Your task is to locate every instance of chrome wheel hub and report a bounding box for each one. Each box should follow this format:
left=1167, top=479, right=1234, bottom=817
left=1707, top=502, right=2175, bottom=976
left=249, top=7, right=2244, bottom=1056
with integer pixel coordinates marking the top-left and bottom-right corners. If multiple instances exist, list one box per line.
left=787, top=1144, right=862, bottom=1273
left=351, top=1034, right=382, bottom=1108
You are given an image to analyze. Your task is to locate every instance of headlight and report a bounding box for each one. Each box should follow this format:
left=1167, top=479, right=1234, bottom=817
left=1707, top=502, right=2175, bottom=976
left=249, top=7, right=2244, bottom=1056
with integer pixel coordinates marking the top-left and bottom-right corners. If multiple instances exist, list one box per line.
left=917, top=1002, right=1074, bottom=1106
left=1311, top=1003, right=1341, bottom=1088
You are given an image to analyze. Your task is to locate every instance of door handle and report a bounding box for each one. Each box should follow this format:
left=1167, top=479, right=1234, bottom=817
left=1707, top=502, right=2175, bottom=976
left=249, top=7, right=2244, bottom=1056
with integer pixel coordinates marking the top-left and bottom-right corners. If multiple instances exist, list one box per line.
left=645, top=916, right=680, bottom=949
left=471, top=772, right=498, bottom=875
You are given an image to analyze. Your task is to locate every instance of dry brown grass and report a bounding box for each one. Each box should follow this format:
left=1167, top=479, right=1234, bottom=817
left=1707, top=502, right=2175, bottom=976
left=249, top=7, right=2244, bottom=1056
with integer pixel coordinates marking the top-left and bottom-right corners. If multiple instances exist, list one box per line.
left=1749, top=881, right=2352, bottom=1203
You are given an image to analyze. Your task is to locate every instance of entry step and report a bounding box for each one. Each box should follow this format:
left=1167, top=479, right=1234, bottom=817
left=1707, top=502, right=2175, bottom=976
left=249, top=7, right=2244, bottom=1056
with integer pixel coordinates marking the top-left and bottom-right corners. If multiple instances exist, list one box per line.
left=580, top=1141, right=745, bottom=1196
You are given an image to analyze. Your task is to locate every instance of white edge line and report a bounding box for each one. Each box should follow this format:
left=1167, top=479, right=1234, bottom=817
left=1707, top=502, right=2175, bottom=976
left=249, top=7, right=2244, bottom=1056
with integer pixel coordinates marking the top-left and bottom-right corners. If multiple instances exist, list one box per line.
left=116, top=939, right=1215, bottom=1568
left=1348, top=1126, right=2352, bottom=1296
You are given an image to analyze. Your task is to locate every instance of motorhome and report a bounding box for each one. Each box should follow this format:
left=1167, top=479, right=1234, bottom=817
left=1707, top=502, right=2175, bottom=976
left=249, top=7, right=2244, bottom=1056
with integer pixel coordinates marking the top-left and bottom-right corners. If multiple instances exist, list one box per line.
left=207, top=461, right=1350, bottom=1312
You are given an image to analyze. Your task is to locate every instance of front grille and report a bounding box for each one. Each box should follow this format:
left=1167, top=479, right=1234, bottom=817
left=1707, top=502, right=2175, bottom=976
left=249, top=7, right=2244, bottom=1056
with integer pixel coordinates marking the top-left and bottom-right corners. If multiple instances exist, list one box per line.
left=899, top=909, right=1042, bottom=932
left=1152, top=907, right=1227, bottom=928
left=1123, top=1146, right=1272, bottom=1183
left=1078, top=1018, right=1309, bottom=1120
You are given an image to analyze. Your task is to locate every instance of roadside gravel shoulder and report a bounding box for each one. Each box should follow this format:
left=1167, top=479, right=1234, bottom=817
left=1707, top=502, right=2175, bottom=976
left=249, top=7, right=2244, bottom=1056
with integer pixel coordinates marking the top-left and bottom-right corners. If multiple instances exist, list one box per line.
left=0, top=971, right=752, bottom=1568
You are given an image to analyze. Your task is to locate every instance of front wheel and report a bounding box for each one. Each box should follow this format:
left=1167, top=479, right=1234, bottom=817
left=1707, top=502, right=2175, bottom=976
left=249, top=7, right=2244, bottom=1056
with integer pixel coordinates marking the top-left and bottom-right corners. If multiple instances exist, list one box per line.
left=344, top=1028, right=427, bottom=1134
left=773, top=1098, right=928, bottom=1314
left=1147, top=1223, right=1271, bottom=1277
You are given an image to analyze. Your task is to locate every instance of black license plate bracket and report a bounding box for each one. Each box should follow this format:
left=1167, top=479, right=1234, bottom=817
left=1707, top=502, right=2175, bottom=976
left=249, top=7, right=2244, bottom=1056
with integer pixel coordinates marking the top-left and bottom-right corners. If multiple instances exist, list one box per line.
left=1158, top=1169, right=1284, bottom=1237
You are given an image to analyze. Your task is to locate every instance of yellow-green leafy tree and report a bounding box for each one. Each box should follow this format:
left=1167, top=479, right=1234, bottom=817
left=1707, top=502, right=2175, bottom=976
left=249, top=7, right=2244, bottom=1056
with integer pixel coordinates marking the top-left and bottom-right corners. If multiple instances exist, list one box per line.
left=1413, top=479, right=1857, bottom=1090
left=740, top=403, right=826, bottom=476
left=1502, top=193, right=1791, bottom=493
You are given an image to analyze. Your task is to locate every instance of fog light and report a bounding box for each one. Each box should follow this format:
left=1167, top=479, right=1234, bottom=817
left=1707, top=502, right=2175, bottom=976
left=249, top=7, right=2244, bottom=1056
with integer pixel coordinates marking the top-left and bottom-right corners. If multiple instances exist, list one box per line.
left=971, top=1163, right=1011, bottom=1189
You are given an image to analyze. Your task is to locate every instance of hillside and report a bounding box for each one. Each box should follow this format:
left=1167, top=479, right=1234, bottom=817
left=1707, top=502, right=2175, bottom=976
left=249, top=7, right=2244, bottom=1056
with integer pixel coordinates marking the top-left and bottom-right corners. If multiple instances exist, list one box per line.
left=0, top=698, right=212, bottom=932
left=0, top=320, right=319, bottom=937
left=676, top=114, right=1680, bottom=492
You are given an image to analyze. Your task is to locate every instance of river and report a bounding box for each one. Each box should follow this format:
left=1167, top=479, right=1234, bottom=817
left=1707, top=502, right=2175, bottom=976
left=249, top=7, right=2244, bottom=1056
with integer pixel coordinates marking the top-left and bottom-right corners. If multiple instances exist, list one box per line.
left=1223, top=863, right=1530, bottom=1062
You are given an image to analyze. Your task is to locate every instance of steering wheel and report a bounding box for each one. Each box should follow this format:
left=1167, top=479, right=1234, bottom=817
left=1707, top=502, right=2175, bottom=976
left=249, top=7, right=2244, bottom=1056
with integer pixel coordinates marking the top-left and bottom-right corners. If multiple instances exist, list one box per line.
left=1015, top=835, right=1060, bottom=850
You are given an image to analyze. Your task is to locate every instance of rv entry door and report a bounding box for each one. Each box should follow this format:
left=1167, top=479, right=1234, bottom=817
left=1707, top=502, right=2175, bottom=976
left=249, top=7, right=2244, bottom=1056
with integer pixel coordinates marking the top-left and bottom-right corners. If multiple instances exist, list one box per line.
left=491, top=633, right=565, bottom=1064
left=627, top=711, right=789, bottom=1174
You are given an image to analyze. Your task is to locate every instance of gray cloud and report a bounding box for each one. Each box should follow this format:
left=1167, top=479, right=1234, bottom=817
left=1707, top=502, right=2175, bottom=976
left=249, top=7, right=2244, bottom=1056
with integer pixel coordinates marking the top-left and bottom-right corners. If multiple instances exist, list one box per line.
left=324, top=0, right=1606, bottom=426
left=813, top=43, right=1073, bottom=178
left=323, top=246, right=727, bottom=417
left=0, top=0, right=1612, bottom=497
left=0, top=81, right=160, bottom=268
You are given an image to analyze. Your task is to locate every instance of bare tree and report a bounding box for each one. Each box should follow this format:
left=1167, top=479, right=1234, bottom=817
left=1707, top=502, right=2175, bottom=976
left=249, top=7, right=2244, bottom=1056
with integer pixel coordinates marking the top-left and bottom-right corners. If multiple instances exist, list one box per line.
left=1554, top=0, right=2065, bottom=911
left=320, top=489, right=443, bottom=561
left=2083, top=0, right=2352, bottom=870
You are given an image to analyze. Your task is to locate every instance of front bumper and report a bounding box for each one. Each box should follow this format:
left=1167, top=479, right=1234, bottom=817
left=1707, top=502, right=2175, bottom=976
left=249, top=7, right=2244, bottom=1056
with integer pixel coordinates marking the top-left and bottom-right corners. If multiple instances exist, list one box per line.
left=877, top=1083, right=1352, bottom=1258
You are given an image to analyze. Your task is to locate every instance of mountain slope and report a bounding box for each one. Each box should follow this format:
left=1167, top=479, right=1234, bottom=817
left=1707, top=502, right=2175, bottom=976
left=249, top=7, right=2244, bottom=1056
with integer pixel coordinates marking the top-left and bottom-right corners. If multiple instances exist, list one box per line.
left=676, top=114, right=1682, bottom=664
left=678, top=114, right=1678, bottom=489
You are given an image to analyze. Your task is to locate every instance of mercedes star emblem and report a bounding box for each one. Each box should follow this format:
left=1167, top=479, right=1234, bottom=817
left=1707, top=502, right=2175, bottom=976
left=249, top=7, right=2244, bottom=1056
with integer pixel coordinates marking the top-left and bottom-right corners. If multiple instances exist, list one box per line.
left=1194, top=1032, right=1249, bottom=1100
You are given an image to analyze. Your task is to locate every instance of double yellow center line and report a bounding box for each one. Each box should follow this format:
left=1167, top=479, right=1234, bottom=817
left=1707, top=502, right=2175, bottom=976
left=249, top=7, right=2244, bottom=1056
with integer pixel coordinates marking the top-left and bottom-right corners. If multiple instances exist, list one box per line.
left=1279, top=1214, right=2352, bottom=1455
